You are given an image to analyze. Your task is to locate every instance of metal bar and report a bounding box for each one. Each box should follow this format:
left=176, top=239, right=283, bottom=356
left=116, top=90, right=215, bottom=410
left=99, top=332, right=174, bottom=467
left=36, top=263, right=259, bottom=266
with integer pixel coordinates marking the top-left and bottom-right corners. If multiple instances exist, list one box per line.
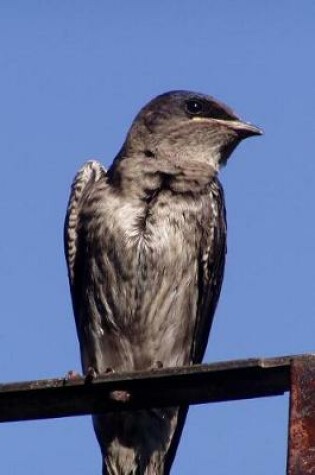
left=287, top=356, right=315, bottom=475
left=0, top=354, right=302, bottom=423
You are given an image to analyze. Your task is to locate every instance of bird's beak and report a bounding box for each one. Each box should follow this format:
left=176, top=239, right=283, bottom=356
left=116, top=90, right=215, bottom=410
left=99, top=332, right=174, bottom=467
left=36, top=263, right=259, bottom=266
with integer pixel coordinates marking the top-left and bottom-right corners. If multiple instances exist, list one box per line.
left=192, top=116, right=263, bottom=138
left=223, top=119, right=263, bottom=138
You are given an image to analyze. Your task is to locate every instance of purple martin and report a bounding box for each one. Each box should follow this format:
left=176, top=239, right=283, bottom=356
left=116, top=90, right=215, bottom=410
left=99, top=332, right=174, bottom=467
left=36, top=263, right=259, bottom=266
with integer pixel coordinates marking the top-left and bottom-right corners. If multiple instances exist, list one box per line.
left=64, top=90, right=261, bottom=474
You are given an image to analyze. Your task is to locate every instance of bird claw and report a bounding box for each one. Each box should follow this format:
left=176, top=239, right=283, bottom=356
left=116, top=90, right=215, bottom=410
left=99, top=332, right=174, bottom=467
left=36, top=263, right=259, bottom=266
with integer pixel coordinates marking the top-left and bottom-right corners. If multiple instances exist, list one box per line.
left=63, top=370, right=83, bottom=385
left=148, top=361, right=163, bottom=371
left=104, top=367, right=115, bottom=375
left=84, top=366, right=116, bottom=383
left=85, top=366, right=98, bottom=383
left=84, top=366, right=129, bottom=401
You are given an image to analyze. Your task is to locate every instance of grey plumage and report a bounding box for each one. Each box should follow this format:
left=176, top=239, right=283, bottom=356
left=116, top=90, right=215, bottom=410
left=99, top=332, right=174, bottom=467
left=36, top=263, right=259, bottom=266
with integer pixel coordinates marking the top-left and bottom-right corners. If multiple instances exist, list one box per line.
left=64, top=90, right=261, bottom=474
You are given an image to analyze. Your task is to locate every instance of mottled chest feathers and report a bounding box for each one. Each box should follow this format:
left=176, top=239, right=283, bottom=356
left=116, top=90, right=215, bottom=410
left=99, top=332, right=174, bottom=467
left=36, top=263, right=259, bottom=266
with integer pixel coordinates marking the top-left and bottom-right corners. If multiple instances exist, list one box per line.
left=110, top=153, right=218, bottom=201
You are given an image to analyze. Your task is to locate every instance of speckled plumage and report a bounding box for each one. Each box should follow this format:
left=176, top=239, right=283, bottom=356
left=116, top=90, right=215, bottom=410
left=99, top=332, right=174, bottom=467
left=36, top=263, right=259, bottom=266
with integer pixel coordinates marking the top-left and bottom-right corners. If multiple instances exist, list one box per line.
left=64, top=91, right=261, bottom=474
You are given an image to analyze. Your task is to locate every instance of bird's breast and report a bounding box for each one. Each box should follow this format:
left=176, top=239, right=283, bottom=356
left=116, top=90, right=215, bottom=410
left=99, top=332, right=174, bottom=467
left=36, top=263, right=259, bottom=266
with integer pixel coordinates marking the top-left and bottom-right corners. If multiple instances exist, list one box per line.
left=87, top=187, right=215, bottom=369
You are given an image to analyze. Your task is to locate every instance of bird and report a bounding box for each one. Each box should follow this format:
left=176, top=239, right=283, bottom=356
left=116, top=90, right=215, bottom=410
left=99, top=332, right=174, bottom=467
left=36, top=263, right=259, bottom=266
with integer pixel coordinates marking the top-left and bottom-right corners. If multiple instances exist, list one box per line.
left=64, top=90, right=262, bottom=475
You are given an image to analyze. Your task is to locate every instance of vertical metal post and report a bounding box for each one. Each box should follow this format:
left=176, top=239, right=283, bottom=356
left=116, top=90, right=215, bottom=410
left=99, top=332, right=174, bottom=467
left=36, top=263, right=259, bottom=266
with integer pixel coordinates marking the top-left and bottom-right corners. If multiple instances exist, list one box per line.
left=287, top=356, right=315, bottom=474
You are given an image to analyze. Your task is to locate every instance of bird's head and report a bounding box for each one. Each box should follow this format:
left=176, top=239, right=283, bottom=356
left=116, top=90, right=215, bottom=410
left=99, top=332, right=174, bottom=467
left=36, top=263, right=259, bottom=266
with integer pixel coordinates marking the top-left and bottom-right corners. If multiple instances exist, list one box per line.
left=125, top=90, right=262, bottom=172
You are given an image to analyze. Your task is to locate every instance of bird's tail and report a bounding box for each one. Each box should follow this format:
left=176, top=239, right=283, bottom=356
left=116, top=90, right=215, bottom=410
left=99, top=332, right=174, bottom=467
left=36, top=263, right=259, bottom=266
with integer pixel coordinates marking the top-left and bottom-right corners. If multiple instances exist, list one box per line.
left=94, top=407, right=183, bottom=475
left=102, top=449, right=166, bottom=475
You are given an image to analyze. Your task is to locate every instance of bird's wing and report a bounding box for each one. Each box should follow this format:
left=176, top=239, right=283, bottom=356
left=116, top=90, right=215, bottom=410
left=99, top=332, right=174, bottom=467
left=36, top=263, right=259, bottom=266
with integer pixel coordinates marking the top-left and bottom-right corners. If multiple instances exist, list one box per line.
left=192, top=177, right=227, bottom=363
left=64, top=160, right=107, bottom=288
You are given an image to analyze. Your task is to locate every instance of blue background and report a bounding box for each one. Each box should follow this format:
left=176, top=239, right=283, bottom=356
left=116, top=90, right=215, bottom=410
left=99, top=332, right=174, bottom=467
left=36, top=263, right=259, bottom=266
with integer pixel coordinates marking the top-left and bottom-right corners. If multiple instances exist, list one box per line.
left=1, top=2, right=314, bottom=473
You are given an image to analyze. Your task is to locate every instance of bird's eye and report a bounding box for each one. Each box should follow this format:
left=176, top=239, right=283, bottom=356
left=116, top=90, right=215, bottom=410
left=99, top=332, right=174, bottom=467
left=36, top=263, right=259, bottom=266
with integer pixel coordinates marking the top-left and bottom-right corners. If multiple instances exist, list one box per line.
left=185, top=99, right=204, bottom=115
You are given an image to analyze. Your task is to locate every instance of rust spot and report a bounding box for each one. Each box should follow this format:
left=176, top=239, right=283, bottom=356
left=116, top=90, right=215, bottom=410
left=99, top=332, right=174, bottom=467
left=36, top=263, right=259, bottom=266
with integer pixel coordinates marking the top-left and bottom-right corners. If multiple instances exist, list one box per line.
left=287, top=357, right=315, bottom=474
left=109, top=390, right=131, bottom=403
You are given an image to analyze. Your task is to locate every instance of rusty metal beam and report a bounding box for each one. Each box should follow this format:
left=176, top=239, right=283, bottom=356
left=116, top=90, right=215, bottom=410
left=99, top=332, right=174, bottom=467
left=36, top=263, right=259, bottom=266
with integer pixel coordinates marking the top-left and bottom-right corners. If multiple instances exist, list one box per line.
left=2, top=354, right=315, bottom=473
left=287, top=356, right=315, bottom=475
left=0, top=354, right=303, bottom=423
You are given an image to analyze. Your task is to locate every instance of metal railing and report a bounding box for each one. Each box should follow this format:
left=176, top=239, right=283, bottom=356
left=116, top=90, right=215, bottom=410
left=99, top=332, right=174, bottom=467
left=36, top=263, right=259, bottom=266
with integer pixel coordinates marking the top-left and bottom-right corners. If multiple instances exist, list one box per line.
left=1, top=354, right=314, bottom=474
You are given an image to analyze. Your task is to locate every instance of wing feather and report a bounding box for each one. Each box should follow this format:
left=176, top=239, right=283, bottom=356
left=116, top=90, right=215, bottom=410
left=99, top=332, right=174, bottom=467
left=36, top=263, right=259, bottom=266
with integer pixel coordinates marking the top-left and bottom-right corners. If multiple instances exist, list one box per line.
left=192, top=178, right=227, bottom=363
left=64, top=160, right=107, bottom=286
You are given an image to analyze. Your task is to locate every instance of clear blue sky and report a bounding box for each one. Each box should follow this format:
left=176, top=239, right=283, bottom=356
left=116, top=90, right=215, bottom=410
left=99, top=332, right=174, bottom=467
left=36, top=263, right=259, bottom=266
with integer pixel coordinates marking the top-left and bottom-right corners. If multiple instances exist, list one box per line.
left=0, top=2, right=314, bottom=474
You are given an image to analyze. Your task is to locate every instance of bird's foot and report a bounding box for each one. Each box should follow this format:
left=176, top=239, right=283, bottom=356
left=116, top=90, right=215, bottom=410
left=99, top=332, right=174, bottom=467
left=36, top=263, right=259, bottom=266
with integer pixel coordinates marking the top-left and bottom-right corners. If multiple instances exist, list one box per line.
left=148, top=361, right=163, bottom=371
left=63, top=370, right=83, bottom=385
left=85, top=366, right=98, bottom=383
left=154, top=360, right=163, bottom=369
left=104, top=367, right=115, bottom=375
left=85, top=366, right=115, bottom=383
left=102, top=368, right=129, bottom=402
